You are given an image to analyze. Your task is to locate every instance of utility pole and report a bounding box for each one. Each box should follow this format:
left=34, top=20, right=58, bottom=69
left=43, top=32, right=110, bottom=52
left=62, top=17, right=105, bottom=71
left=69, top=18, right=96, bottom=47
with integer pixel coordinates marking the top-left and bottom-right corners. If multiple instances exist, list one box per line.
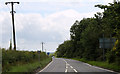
left=9, top=39, right=12, bottom=50
left=103, top=34, right=105, bottom=61
left=5, top=2, right=19, bottom=50
left=41, top=42, right=44, bottom=52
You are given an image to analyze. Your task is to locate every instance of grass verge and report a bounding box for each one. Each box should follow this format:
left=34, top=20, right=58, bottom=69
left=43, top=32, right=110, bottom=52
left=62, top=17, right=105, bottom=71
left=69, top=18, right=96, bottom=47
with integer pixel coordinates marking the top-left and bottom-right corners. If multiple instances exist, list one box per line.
left=8, top=57, right=52, bottom=72
left=71, top=58, right=120, bottom=72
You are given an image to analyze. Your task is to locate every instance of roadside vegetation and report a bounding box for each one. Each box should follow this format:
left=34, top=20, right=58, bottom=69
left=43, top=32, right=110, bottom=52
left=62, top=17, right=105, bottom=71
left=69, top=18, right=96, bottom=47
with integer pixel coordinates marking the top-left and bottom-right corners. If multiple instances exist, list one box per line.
left=1, top=48, right=51, bottom=73
left=9, top=57, right=51, bottom=72
left=56, top=2, right=120, bottom=72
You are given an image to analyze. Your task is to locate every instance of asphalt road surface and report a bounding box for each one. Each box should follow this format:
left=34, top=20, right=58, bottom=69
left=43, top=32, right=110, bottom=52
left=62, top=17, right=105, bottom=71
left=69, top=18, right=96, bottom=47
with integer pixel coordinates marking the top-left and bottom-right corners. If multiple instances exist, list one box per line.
left=37, top=58, right=118, bottom=74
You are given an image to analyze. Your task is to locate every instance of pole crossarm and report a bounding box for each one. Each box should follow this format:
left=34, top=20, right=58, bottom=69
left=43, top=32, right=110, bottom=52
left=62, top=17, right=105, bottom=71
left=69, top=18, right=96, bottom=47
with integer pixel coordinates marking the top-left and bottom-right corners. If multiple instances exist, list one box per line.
left=5, top=2, right=19, bottom=5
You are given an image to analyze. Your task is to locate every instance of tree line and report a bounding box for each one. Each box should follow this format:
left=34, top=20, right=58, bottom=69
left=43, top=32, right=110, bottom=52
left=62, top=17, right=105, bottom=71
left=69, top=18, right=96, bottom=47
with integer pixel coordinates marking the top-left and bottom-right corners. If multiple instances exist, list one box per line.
left=56, top=2, right=120, bottom=65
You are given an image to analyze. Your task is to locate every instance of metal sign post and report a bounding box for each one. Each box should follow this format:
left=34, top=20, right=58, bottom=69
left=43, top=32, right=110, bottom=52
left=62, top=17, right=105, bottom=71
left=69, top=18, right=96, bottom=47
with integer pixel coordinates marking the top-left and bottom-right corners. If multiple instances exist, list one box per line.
left=103, top=34, right=105, bottom=61
left=99, top=35, right=116, bottom=61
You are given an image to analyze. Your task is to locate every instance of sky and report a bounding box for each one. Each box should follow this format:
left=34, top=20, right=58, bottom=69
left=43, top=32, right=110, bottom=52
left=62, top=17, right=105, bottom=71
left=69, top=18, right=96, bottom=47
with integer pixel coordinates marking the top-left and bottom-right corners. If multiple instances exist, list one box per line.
left=0, top=0, right=113, bottom=52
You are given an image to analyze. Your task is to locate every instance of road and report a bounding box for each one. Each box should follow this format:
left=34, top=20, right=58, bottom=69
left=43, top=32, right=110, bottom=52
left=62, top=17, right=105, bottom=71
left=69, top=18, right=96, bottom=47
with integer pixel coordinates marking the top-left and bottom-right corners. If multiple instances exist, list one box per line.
left=37, top=58, right=118, bottom=74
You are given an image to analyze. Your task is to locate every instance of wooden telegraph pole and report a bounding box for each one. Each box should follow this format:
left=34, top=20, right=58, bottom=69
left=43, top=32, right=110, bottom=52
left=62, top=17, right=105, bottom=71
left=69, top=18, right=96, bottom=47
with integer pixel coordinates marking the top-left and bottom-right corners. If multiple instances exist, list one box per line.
left=5, top=2, right=19, bottom=50
left=41, top=42, right=45, bottom=52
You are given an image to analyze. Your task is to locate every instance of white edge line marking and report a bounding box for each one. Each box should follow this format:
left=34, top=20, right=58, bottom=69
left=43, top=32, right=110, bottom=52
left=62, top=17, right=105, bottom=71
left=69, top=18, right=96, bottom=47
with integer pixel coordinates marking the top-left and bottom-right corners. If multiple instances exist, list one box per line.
left=84, top=63, right=92, bottom=66
left=73, top=69, right=77, bottom=73
left=39, top=60, right=53, bottom=72
left=83, top=62, right=119, bottom=74
left=93, top=66, right=120, bottom=73
left=93, top=66, right=114, bottom=72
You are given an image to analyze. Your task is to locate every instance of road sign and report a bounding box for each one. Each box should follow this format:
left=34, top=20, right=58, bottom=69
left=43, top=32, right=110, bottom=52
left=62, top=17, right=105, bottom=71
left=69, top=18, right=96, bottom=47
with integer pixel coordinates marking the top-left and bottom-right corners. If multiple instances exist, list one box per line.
left=99, top=38, right=116, bottom=49
left=47, top=52, right=50, bottom=56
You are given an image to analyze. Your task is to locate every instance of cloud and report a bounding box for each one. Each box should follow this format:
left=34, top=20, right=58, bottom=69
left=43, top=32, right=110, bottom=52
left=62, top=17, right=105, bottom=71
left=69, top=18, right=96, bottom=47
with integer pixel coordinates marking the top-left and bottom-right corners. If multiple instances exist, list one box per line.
left=2, top=0, right=114, bottom=3
left=1, top=0, right=113, bottom=51
left=2, top=0, right=83, bottom=2
left=81, top=0, right=113, bottom=3
left=1, top=9, right=98, bottom=51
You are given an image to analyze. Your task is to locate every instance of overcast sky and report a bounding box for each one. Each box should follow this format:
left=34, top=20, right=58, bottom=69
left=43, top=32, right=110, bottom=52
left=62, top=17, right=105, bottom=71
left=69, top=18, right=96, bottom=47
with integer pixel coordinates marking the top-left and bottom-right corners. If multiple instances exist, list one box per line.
left=0, top=0, right=113, bottom=52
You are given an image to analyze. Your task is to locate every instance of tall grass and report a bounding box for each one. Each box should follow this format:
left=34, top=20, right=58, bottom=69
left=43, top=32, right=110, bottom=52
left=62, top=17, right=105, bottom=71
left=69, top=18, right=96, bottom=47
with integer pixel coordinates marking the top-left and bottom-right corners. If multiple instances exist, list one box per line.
left=9, top=57, right=51, bottom=72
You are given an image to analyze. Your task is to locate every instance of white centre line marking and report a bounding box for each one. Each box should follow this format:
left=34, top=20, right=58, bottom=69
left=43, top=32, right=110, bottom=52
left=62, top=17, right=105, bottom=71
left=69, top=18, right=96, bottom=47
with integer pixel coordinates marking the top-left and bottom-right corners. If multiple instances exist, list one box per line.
left=63, top=59, right=78, bottom=73
left=73, top=69, right=77, bottom=73
left=63, top=59, right=68, bottom=72
left=66, top=66, right=68, bottom=69
left=65, top=68, right=67, bottom=73
left=70, top=66, right=73, bottom=68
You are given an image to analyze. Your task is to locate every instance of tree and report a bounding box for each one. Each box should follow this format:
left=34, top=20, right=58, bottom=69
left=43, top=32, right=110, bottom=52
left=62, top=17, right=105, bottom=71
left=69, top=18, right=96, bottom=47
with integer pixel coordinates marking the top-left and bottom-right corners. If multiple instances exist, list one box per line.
left=56, top=40, right=74, bottom=58
left=56, top=1, right=120, bottom=65
left=95, top=1, right=120, bottom=65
